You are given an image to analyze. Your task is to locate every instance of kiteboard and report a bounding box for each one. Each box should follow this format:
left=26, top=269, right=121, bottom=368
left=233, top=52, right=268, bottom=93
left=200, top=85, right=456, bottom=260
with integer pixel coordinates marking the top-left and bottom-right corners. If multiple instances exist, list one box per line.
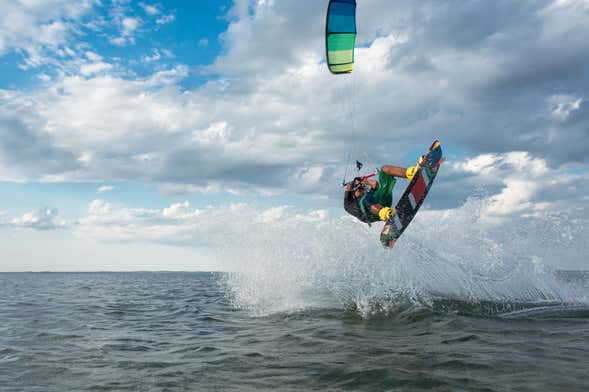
left=380, top=140, right=444, bottom=249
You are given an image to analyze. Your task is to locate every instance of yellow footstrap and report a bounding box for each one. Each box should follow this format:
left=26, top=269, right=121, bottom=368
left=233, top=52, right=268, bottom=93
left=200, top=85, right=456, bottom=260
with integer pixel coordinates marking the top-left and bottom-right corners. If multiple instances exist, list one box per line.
left=406, top=166, right=418, bottom=181
left=378, top=207, right=396, bottom=221
left=406, top=156, right=425, bottom=181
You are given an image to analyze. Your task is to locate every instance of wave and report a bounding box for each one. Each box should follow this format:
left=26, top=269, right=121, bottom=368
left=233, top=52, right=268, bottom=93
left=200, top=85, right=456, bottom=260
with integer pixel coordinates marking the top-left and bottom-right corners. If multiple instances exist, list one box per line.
left=220, top=197, right=588, bottom=317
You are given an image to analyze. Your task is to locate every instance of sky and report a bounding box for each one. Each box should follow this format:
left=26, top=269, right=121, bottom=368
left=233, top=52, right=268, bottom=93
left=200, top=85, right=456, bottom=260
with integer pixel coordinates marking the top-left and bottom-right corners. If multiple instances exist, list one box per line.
left=0, top=0, right=588, bottom=272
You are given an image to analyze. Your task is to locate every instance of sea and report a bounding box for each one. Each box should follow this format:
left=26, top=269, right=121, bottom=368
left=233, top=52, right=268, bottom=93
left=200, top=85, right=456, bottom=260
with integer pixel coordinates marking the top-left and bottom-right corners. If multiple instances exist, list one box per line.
left=2, top=199, right=589, bottom=391
left=1, top=271, right=588, bottom=392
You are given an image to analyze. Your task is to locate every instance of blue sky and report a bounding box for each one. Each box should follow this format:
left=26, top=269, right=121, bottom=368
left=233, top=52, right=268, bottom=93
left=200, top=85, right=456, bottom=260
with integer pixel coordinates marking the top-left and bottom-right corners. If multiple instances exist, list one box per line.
left=0, top=0, right=588, bottom=271
left=0, top=1, right=232, bottom=89
left=0, top=0, right=241, bottom=219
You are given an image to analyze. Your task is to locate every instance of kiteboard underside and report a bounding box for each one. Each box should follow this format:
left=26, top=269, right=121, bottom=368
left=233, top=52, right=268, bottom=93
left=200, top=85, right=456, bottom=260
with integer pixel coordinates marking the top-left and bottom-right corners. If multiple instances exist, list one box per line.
left=380, top=140, right=444, bottom=249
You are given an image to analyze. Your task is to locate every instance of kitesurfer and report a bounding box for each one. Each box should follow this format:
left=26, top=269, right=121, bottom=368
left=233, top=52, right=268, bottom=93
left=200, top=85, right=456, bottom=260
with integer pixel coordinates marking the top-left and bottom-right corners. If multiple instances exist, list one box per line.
left=344, top=163, right=421, bottom=224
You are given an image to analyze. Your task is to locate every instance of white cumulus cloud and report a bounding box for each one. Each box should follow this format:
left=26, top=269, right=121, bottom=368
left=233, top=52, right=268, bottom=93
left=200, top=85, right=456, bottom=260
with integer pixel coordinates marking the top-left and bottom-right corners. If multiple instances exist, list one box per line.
left=0, top=0, right=97, bottom=59
left=10, top=207, right=66, bottom=230
left=74, top=200, right=329, bottom=247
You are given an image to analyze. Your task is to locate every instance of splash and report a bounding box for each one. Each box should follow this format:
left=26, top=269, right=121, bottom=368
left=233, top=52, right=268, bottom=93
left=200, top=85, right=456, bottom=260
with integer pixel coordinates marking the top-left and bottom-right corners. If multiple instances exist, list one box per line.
left=221, top=197, right=588, bottom=317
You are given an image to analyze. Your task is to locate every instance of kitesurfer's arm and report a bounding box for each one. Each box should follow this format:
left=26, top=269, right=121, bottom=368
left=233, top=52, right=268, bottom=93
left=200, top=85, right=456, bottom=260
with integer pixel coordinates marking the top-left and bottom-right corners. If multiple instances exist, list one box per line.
left=345, top=177, right=364, bottom=193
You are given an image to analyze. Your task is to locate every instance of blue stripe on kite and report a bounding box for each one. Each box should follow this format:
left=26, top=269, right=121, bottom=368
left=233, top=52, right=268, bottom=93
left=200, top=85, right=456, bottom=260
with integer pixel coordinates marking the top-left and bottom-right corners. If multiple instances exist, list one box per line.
left=330, top=1, right=355, bottom=14
left=329, top=2, right=355, bottom=18
left=327, top=1, right=356, bottom=32
left=328, top=14, right=356, bottom=33
left=327, top=1, right=356, bottom=33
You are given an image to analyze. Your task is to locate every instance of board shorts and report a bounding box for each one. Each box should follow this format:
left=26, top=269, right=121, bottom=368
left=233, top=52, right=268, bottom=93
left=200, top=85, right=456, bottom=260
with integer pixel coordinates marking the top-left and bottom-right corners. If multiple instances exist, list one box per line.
left=359, top=170, right=397, bottom=219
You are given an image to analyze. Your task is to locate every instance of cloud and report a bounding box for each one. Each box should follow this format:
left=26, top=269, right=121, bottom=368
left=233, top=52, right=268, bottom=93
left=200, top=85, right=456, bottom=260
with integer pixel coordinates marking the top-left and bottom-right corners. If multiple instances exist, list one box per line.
left=10, top=207, right=66, bottom=230
left=122, top=17, right=140, bottom=35
left=0, top=0, right=588, bottom=219
left=0, top=0, right=176, bottom=73
left=453, top=152, right=549, bottom=178
left=210, top=1, right=324, bottom=76
left=548, top=95, right=583, bottom=121
left=79, top=61, right=113, bottom=76
left=139, top=3, right=160, bottom=16
left=73, top=199, right=330, bottom=246
left=109, top=37, right=127, bottom=46
left=59, top=196, right=588, bottom=283
left=0, top=90, right=80, bottom=180
left=156, top=13, right=175, bottom=26
left=110, top=16, right=142, bottom=46
left=142, top=49, right=161, bottom=63
left=137, top=2, right=174, bottom=26
left=486, top=178, right=540, bottom=216
left=97, top=185, right=114, bottom=193
left=443, top=152, right=589, bottom=219
left=0, top=0, right=98, bottom=67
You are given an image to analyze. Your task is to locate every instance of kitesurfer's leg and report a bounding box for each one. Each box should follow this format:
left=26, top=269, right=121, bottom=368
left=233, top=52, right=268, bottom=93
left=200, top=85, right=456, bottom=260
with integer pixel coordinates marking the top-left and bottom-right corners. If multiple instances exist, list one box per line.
left=369, top=203, right=383, bottom=215
left=371, top=169, right=398, bottom=217
left=381, top=165, right=407, bottom=178
left=382, top=161, right=424, bottom=181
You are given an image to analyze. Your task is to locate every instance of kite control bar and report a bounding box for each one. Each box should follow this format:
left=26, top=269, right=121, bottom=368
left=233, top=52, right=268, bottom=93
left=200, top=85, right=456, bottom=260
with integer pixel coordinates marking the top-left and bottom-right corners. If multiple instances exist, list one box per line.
left=342, top=173, right=376, bottom=187
left=359, top=173, right=376, bottom=181
left=341, top=161, right=375, bottom=187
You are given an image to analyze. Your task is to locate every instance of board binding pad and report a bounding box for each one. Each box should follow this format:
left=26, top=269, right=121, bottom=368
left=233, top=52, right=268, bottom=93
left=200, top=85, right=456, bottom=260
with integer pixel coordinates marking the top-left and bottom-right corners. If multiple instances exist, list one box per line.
left=380, top=140, right=444, bottom=249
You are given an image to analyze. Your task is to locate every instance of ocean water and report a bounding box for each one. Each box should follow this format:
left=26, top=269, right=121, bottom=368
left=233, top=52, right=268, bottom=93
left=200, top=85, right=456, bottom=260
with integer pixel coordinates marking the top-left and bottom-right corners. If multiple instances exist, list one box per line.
left=1, top=271, right=589, bottom=392
left=2, top=199, right=588, bottom=391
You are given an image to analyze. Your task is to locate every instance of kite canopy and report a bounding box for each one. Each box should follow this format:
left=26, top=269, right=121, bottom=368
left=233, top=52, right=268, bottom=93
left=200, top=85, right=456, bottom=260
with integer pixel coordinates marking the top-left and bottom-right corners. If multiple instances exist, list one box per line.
left=325, top=0, right=356, bottom=74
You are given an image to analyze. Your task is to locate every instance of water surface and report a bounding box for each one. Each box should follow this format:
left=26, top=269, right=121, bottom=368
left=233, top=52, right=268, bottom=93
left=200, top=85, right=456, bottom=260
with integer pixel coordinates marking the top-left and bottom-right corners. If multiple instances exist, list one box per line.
left=1, top=272, right=588, bottom=391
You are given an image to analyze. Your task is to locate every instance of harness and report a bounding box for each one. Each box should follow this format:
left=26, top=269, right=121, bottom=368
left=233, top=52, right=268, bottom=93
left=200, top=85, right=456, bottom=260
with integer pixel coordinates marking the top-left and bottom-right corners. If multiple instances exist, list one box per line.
left=358, top=194, right=379, bottom=222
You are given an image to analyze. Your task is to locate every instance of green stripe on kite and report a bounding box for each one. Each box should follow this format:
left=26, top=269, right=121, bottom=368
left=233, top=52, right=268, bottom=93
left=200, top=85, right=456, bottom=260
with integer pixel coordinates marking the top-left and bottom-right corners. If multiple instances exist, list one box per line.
left=327, top=34, right=356, bottom=73
left=327, top=33, right=356, bottom=51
